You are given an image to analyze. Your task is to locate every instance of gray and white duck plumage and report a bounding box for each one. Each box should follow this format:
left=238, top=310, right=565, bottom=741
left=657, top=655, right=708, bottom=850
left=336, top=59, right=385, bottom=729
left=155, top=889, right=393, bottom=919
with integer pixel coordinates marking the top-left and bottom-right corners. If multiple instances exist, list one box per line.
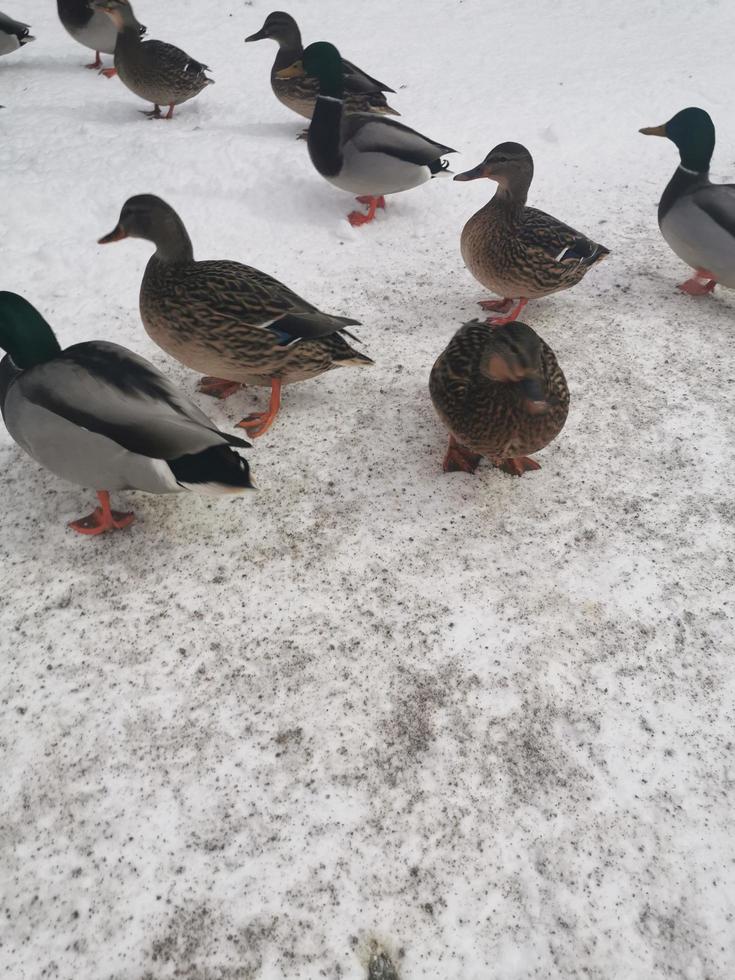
left=641, top=106, right=735, bottom=293
left=95, top=0, right=212, bottom=118
left=57, top=0, right=144, bottom=71
left=0, top=10, right=34, bottom=57
left=0, top=292, right=253, bottom=535
left=280, top=41, right=454, bottom=226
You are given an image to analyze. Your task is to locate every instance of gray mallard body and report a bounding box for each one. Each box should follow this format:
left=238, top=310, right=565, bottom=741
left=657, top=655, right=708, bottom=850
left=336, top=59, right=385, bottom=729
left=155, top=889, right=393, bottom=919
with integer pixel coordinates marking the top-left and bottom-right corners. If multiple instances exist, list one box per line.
left=99, top=195, right=372, bottom=437
left=455, top=143, right=609, bottom=323
left=95, top=0, right=212, bottom=117
left=246, top=11, right=398, bottom=120
left=0, top=10, right=34, bottom=57
left=287, top=42, right=454, bottom=225
left=641, top=107, right=735, bottom=291
left=429, top=320, right=569, bottom=475
left=0, top=293, right=253, bottom=534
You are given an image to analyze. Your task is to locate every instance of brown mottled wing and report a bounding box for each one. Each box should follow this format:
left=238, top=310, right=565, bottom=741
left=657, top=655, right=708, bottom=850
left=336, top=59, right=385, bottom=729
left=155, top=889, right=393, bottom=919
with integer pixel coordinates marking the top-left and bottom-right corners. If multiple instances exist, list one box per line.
left=518, top=207, right=601, bottom=261
left=166, top=261, right=360, bottom=342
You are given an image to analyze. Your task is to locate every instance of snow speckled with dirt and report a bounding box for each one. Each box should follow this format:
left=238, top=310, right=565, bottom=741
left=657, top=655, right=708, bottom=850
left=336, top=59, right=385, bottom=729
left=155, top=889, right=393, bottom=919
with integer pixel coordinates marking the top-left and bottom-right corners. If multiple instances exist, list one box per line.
left=1, top=1, right=735, bottom=977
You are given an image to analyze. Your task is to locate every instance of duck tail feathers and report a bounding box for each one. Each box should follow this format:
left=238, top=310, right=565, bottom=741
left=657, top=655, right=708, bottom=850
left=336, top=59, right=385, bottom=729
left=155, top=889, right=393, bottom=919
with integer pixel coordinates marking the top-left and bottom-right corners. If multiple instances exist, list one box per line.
left=169, top=445, right=254, bottom=495
left=429, top=157, right=454, bottom=177
left=556, top=240, right=610, bottom=266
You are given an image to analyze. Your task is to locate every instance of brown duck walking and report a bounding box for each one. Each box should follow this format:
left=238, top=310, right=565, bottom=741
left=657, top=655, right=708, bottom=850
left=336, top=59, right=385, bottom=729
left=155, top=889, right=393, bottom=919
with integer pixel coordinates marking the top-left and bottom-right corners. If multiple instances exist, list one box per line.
left=429, top=320, right=569, bottom=476
left=98, top=195, right=373, bottom=438
left=95, top=0, right=213, bottom=119
left=454, top=143, right=609, bottom=324
left=245, top=11, right=398, bottom=121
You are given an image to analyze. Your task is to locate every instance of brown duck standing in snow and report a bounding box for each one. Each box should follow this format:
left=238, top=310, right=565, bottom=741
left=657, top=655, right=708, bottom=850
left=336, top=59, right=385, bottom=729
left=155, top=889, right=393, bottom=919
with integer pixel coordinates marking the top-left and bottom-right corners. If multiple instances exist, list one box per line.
left=245, top=11, right=399, bottom=121
left=430, top=320, right=569, bottom=475
left=455, top=142, right=609, bottom=324
left=95, top=0, right=213, bottom=118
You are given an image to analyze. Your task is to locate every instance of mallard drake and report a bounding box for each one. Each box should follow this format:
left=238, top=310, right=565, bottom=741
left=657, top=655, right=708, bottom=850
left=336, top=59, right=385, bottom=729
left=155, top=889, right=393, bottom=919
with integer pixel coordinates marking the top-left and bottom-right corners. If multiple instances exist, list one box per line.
left=245, top=11, right=398, bottom=122
left=94, top=0, right=212, bottom=118
left=98, top=195, right=373, bottom=437
left=277, top=41, right=454, bottom=226
left=429, top=320, right=569, bottom=476
left=0, top=10, right=34, bottom=57
left=640, top=107, right=735, bottom=294
left=57, top=0, right=144, bottom=71
left=0, top=292, right=253, bottom=535
left=454, top=143, right=609, bottom=324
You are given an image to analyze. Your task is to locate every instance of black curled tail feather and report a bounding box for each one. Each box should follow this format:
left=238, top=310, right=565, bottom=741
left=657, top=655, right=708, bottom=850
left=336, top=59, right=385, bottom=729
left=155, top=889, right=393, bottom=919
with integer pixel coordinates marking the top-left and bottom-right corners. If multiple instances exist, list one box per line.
left=169, top=445, right=253, bottom=491
left=429, top=158, right=452, bottom=176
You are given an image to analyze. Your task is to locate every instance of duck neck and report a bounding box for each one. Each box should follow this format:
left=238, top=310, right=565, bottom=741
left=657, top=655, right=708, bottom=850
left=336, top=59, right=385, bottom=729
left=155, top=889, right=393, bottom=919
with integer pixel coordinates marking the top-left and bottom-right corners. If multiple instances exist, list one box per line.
left=114, top=12, right=142, bottom=51
left=0, top=298, right=62, bottom=370
left=308, top=96, right=344, bottom=177
left=150, top=212, right=194, bottom=263
left=659, top=165, right=709, bottom=221
left=272, top=31, right=303, bottom=73
left=490, top=180, right=529, bottom=225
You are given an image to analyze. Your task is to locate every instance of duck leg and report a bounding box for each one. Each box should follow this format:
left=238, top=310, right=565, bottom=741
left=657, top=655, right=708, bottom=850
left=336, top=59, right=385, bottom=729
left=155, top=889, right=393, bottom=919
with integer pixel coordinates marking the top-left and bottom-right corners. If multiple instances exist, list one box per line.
left=164, top=104, right=175, bottom=120
left=442, top=436, right=482, bottom=474
left=68, top=491, right=135, bottom=536
left=100, top=66, right=117, bottom=78
left=494, top=456, right=541, bottom=477
left=141, top=105, right=163, bottom=119
left=85, top=51, right=103, bottom=69
left=348, top=196, right=386, bottom=227
left=236, top=379, right=282, bottom=438
left=480, top=297, right=529, bottom=326
left=678, top=269, right=717, bottom=295
left=198, top=377, right=242, bottom=399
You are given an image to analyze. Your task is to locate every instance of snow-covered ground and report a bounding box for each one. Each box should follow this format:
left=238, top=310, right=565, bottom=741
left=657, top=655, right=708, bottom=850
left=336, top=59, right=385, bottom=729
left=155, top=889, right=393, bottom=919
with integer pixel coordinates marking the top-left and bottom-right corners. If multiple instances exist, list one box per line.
left=2, top=1, right=735, bottom=977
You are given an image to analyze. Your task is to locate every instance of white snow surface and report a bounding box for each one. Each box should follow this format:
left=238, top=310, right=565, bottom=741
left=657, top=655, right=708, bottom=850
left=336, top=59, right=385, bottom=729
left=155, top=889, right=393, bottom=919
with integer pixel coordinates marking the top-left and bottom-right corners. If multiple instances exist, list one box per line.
left=1, top=1, right=735, bottom=978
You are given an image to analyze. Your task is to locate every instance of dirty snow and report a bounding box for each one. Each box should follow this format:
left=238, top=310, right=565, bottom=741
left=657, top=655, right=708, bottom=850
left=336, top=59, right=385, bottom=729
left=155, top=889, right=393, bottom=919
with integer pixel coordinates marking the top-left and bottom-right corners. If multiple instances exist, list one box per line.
left=1, top=0, right=735, bottom=978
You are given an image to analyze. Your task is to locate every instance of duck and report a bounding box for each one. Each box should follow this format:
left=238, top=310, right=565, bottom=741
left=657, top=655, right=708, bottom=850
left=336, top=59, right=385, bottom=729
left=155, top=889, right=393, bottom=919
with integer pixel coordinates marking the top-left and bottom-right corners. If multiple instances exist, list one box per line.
left=57, top=0, right=144, bottom=72
left=0, top=10, right=34, bottom=57
left=278, top=41, right=455, bottom=226
left=430, top=319, right=569, bottom=476
left=454, top=142, right=609, bottom=324
left=640, top=107, right=735, bottom=294
left=0, top=292, right=253, bottom=536
left=245, top=11, right=398, bottom=122
left=94, top=0, right=212, bottom=118
left=98, top=195, right=373, bottom=437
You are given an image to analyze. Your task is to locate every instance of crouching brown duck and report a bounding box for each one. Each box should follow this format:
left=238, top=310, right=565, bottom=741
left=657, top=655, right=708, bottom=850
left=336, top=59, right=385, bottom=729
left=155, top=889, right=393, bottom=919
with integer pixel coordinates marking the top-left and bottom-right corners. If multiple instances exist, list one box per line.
left=429, top=320, right=569, bottom=476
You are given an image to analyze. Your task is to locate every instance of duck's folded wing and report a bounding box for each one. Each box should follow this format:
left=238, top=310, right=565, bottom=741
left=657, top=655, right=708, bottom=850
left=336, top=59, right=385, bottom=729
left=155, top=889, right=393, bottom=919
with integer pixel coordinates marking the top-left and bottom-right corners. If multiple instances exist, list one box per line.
left=0, top=12, right=31, bottom=37
left=20, top=342, right=247, bottom=459
left=179, top=261, right=361, bottom=345
left=141, top=40, right=211, bottom=77
left=691, top=184, right=735, bottom=237
left=344, top=114, right=455, bottom=165
left=520, top=207, right=608, bottom=263
left=341, top=57, right=394, bottom=94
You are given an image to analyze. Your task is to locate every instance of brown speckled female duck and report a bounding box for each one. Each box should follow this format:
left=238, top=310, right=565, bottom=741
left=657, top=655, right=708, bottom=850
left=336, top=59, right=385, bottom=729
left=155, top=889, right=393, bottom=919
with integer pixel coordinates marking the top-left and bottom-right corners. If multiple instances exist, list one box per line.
left=98, top=195, right=373, bottom=438
left=96, top=0, right=213, bottom=119
left=429, top=320, right=569, bottom=475
left=454, top=143, right=609, bottom=324
left=245, top=11, right=398, bottom=121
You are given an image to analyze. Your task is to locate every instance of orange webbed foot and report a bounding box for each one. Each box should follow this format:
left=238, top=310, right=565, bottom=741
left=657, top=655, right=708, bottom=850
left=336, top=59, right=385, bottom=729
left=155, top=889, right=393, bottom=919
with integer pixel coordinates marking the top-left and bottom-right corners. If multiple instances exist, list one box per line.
left=198, top=377, right=241, bottom=400
left=348, top=195, right=385, bottom=226
left=68, top=492, right=135, bottom=536
left=443, top=438, right=482, bottom=474
left=677, top=271, right=716, bottom=295
left=495, top=456, right=542, bottom=477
